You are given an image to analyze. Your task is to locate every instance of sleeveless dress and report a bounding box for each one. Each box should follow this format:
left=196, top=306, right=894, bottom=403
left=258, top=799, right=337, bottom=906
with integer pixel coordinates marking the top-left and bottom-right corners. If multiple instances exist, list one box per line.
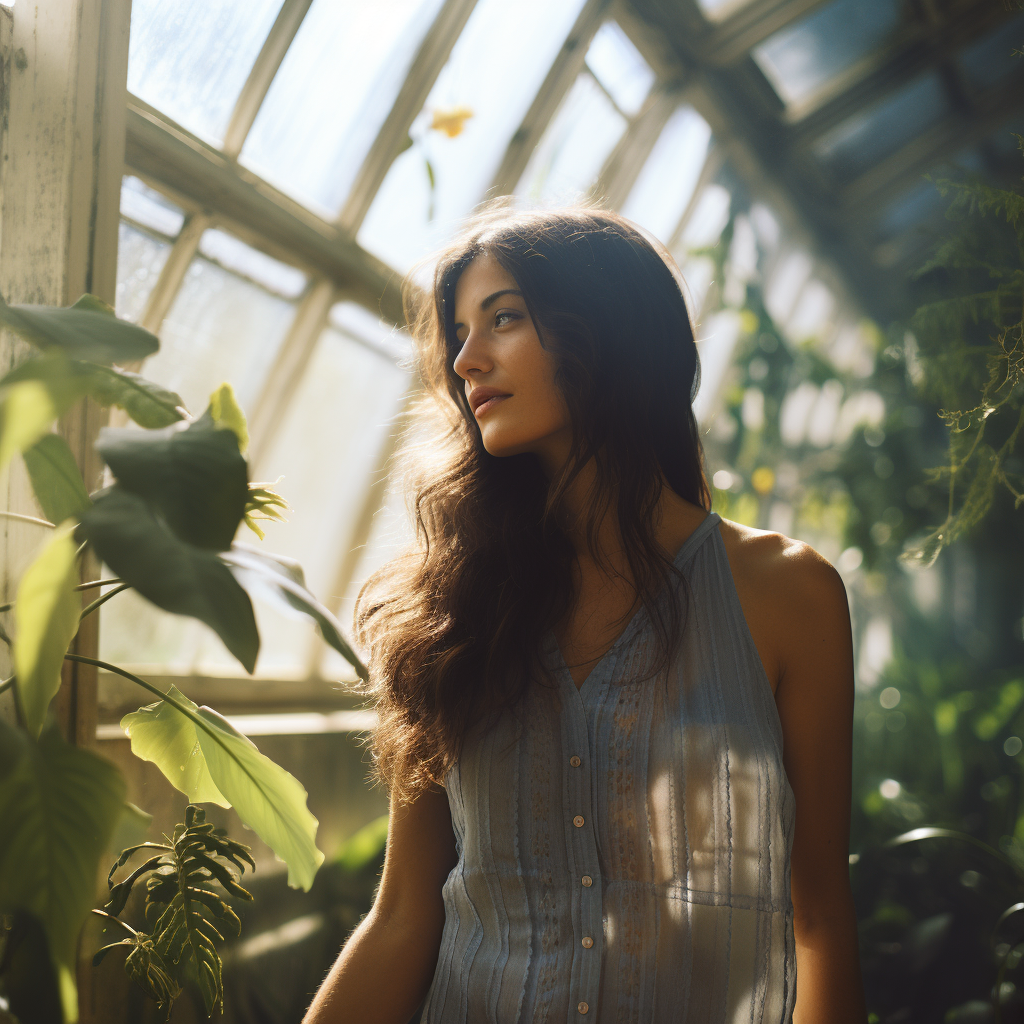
left=421, top=511, right=797, bottom=1023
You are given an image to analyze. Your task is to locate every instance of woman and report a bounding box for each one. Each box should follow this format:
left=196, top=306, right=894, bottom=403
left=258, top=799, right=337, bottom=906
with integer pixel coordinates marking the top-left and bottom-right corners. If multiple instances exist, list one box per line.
left=304, top=205, right=865, bottom=1023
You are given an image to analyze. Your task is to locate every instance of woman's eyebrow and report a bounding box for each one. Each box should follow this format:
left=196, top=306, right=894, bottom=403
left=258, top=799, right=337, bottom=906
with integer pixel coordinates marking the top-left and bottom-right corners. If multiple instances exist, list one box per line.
left=454, top=288, right=524, bottom=329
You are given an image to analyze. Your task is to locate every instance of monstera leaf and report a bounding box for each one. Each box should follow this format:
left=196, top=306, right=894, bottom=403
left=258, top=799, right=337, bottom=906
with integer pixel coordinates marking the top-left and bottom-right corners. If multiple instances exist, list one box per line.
left=96, top=806, right=254, bottom=1017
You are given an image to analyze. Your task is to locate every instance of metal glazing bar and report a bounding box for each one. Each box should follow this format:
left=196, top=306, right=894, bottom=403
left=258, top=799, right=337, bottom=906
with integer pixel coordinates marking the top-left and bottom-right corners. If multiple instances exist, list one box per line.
left=488, top=0, right=613, bottom=197
left=338, top=0, right=480, bottom=234
left=667, top=141, right=723, bottom=252
left=247, top=278, right=337, bottom=465
left=309, top=380, right=421, bottom=677
left=138, top=211, right=212, bottom=336
left=222, top=0, right=315, bottom=158
left=594, top=84, right=683, bottom=210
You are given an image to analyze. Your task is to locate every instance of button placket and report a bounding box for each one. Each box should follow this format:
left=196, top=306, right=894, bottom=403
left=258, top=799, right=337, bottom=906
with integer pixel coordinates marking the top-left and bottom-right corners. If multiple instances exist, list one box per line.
left=561, top=674, right=601, bottom=1021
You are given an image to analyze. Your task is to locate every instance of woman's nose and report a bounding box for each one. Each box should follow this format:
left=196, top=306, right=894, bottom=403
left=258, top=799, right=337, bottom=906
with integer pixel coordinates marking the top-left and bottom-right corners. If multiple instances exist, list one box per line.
left=452, top=330, right=492, bottom=380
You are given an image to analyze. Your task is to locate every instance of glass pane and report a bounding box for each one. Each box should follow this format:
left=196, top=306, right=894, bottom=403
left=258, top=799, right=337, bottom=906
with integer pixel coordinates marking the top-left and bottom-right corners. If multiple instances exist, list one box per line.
left=752, top=0, right=902, bottom=106
left=240, top=0, right=445, bottom=217
left=358, top=0, right=590, bottom=274
left=812, top=72, right=948, bottom=178
left=877, top=179, right=944, bottom=239
left=127, top=0, right=285, bottom=145
left=140, top=232, right=302, bottom=418
left=696, top=0, right=753, bottom=22
left=516, top=74, right=627, bottom=204
left=191, top=304, right=411, bottom=676
left=198, top=229, right=307, bottom=298
left=585, top=21, right=655, bottom=117
left=675, top=183, right=731, bottom=252
left=959, top=14, right=1024, bottom=93
left=119, top=176, right=185, bottom=238
left=620, top=106, right=712, bottom=243
left=115, top=223, right=171, bottom=323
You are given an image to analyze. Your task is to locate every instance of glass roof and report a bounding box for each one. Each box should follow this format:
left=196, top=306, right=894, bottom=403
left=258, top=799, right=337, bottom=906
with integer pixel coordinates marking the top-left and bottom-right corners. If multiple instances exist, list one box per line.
left=812, top=72, right=948, bottom=177
left=357, top=0, right=589, bottom=274
left=127, top=0, right=285, bottom=144
left=239, top=0, right=445, bottom=216
left=584, top=21, right=655, bottom=117
left=752, top=0, right=902, bottom=106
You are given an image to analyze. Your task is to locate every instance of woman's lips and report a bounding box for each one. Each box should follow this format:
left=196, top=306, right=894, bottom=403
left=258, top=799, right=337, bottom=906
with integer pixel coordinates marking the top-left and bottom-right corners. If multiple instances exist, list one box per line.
left=474, top=394, right=510, bottom=417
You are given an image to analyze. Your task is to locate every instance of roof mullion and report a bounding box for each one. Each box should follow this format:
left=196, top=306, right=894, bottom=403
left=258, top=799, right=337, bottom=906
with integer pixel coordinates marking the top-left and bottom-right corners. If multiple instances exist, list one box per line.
left=222, top=0, right=315, bottom=158
left=488, top=0, right=613, bottom=196
left=137, top=212, right=213, bottom=337
left=337, top=0, right=480, bottom=234
left=595, top=83, right=683, bottom=209
left=247, top=279, right=337, bottom=467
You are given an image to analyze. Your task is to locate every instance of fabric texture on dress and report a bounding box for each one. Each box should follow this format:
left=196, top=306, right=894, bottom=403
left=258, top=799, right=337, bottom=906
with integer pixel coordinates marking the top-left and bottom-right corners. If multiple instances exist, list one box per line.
left=421, top=511, right=797, bottom=1023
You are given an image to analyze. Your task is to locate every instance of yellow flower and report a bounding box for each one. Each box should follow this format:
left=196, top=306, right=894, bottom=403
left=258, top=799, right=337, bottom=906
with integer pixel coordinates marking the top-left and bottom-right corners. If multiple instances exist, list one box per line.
left=430, top=105, right=474, bottom=138
left=751, top=466, right=775, bottom=495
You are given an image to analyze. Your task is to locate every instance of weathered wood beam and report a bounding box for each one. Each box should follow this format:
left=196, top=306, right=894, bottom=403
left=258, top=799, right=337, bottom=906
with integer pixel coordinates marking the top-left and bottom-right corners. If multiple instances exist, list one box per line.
left=124, top=97, right=407, bottom=325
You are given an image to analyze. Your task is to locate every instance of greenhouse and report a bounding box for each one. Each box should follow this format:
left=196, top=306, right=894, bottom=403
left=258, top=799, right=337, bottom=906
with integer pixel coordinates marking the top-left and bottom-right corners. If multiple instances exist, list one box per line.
left=1, top=0, right=1023, bottom=1020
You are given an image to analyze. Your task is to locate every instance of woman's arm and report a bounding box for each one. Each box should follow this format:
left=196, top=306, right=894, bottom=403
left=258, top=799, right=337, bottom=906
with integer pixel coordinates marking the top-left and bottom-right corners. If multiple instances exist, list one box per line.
left=302, top=784, right=458, bottom=1024
left=772, top=547, right=866, bottom=1024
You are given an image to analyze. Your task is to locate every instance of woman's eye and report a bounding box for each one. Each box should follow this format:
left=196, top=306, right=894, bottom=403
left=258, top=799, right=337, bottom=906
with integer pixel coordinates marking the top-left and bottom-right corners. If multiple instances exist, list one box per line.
left=495, top=310, right=519, bottom=328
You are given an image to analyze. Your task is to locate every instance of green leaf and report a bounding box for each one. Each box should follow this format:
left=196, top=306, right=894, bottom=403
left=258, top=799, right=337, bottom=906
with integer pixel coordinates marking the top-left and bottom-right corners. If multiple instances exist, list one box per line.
left=96, top=415, right=248, bottom=551
left=333, top=814, right=389, bottom=873
left=194, top=708, right=323, bottom=890
left=23, top=434, right=92, bottom=526
left=222, top=544, right=368, bottom=680
left=0, top=292, right=159, bottom=364
left=121, top=686, right=228, bottom=807
left=0, top=354, right=186, bottom=428
left=76, top=486, right=259, bottom=673
left=13, top=521, right=81, bottom=737
left=81, top=364, right=186, bottom=428
left=208, top=382, right=249, bottom=455
left=0, top=380, right=80, bottom=478
left=0, top=720, right=126, bottom=1022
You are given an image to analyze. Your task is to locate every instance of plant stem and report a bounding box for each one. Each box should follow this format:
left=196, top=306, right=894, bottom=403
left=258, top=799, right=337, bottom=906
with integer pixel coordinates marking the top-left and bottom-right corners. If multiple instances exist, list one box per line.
left=0, top=674, right=14, bottom=695
left=91, top=908, right=141, bottom=938
left=80, top=582, right=130, bottom=619
left=0, top=510, right=55, bottom=529
left=64, top=654, right=182, bottom=709
left=76, top=577, right=122, bottom=592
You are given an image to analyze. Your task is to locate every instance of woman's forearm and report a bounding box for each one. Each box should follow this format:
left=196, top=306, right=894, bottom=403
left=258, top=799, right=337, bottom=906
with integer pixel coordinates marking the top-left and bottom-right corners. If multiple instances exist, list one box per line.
left=302, top=908, right=441, bottom=1024
left=792, top=893, right=867, bottom=1024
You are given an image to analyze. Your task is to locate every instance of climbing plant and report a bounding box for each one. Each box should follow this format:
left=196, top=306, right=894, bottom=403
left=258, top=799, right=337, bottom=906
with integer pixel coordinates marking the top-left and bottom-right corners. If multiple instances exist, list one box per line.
left=0, top=293, right=367, bottom=1023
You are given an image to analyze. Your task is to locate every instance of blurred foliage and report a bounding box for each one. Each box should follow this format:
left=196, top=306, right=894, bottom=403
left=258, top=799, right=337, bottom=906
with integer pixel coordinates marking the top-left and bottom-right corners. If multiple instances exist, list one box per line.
left=697, top=119, right=1024, bottom=1018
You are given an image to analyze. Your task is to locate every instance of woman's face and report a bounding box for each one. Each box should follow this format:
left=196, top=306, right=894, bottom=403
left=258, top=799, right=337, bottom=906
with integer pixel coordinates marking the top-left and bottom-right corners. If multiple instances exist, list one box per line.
left=451, top=252, right=571, bottom=474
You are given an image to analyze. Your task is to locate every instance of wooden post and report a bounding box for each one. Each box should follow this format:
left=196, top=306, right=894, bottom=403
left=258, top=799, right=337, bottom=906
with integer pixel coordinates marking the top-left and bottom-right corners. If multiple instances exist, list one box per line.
left=0, top=0, right=130, bottom=741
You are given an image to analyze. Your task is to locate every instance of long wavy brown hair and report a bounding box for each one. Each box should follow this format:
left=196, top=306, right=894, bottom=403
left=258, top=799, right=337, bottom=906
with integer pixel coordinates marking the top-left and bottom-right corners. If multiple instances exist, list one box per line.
left=353, top=202, right=711, bottom=804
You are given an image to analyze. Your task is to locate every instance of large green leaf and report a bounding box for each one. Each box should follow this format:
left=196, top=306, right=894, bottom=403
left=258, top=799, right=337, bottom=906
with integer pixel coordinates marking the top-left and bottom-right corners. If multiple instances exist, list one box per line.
left=1, top=354, right=186, bottom=428
left=0, top=293, right=159, bottom=364
left=121, top=686, right=228, bottom=807
left=117, top=686, right=322, bottom=890
left=14, top=521, right=82, bottom=737
left=222, top=545, right=368, bottom=679
left=96, top=415, right=248, bottom=551
left=23, top=434, right=92, bottom=526
left=195, top=707, right=324, bottom=890
left=0, top=720, right=126, bottom=1022
left=76, top=486, right=259, bottom=673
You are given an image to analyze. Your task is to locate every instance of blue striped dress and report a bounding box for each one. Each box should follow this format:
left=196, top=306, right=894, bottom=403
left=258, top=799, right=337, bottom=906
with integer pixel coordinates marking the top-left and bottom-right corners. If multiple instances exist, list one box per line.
left=421, top=511, right=797, bottom=1023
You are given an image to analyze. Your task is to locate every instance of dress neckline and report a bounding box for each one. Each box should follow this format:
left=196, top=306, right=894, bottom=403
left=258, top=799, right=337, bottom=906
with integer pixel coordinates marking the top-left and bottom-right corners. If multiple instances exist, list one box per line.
left=546, top=510, right=722, bottom=695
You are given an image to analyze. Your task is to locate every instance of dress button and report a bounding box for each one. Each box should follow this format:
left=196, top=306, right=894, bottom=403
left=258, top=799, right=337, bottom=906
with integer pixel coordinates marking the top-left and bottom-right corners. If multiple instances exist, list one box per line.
left=570, top=755, right=581, bottom=767
left=582, top=936, right=594, bottom=948
left=578, top=1001, right=589, bottom=1014
left=581, top=875, right=593, bottom=887
left=573, top=815, right=585, bottom=828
